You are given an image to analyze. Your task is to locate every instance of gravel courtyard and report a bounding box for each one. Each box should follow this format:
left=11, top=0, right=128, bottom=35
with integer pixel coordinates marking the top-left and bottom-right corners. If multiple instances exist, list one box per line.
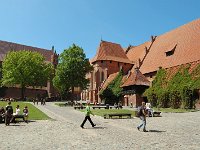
left=0, top=102, right=199, bottom=150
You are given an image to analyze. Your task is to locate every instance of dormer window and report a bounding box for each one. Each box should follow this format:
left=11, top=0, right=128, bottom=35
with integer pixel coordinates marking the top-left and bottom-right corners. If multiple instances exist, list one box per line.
left=166, top=50, right=174, bottom=56
left=165, top=44, right=177, bottom=57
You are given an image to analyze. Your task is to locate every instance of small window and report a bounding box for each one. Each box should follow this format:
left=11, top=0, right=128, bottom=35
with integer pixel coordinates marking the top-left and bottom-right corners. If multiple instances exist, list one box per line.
left=124, top=63, right=126, bottom=66
left=150, top=75, right=152, bottom=78
left=101, top=60, right=103, bottom=63
left=110, top=61, right=112, bottom=63
left=166, top=50, right=174, bottom=56
left=165, top=44, right=177, bottom=57
left=118, top=62, right=120, bottom=67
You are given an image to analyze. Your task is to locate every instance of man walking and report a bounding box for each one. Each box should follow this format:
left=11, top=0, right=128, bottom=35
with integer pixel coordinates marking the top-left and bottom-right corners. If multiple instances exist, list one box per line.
left=137, top=102, right=148, bottom=132
left=80, top=101, right=96, bottom=129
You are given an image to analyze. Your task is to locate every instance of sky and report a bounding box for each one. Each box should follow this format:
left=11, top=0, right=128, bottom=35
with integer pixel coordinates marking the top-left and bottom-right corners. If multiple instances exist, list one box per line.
left=0, top=0, right=200, bottom=59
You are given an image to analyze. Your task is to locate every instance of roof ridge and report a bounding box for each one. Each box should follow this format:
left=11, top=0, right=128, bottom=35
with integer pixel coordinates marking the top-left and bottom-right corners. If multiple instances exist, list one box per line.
left=0, top=40, right=51, bottom=52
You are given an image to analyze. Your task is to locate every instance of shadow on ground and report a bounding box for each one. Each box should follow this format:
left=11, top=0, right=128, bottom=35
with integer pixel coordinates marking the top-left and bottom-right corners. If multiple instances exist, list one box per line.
left=148, top=130, right=166, bottom=133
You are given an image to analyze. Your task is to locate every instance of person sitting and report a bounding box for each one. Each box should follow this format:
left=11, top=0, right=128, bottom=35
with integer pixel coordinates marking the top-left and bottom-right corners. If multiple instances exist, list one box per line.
left=118, top=102, right=123, bottom=109
left=12, top=105, right=26, bottom=123
left=0, top=107, right=5, bottom=123
left=23, top=106, right=29, bottom=123
left=114, top=103, right=118, bottom=109
left=13, top=105, right=20, bottom=116
left=146, top=103, right=154, bottom=117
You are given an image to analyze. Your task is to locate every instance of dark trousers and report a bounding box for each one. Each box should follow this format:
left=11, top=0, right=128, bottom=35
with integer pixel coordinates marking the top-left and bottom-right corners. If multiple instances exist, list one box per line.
left=81, top=116, right=95, bottom=127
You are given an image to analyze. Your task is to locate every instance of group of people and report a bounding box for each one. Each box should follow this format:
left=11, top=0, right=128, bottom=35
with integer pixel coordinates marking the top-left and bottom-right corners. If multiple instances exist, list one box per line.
left=114, top=102, right=123, bottom=109
left=0, top=102, right=29, bottom=125
left=33, top=97, right=46, bottom=105
left=80, top=101, right=153, bottom=132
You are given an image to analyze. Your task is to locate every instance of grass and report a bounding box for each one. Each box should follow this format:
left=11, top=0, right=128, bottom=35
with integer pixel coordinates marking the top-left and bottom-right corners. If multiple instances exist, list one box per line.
left=0, top=101, right=50, bottom=120
left=153, top=107, right=198, bottom=113
left=80, top=109, right=137, bottom=117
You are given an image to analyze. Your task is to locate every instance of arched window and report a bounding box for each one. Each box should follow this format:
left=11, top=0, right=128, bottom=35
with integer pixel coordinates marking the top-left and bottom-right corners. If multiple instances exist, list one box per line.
left=101, top=72, right=104, bottom=82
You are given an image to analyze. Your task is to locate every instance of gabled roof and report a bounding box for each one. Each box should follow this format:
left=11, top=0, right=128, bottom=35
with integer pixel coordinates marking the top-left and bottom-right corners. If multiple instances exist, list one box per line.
left=133, top=19, right=200, bottom=74
left=0, top=40, right=53, bottom=62
left=100, top=72, right=119, bottom=91
left=90, top=40, right=133, bottom=64
left=121, top=68, right=150, bottom=87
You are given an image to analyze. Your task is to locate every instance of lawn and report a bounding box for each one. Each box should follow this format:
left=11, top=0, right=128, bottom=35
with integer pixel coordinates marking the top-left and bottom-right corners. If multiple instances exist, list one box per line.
left=0, top=101, right=50, bottom=120
left=80, top=108, right=137, bottom=117
left=153, top=107, right=198, bottom=113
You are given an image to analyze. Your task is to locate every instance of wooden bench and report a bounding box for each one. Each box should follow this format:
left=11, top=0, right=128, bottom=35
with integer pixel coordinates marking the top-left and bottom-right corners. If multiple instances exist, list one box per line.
left=153, top=111, right=161, bottom=117
left=92, top=106, right=107, bottom=109
left=104, top=113, right=132, bottom=119
left=74, top=106, right=86, bottom=109
left=12, top=115, right=26, bottom=123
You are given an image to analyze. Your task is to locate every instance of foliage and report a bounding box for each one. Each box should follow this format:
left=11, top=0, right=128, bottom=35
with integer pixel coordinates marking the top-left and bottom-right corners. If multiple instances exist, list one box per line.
left=144, top=64, right=200, bottom=109
left=144, top=68, right=169, bottom=107
left=99, top=70, right=123, bottom=105
left=1, top=51, right=52, bottom=100
left=53, top=44, right=93, bottom=99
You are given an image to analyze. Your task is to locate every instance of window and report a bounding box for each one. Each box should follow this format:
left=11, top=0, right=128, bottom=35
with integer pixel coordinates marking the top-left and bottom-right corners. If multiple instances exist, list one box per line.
left=166, top=50, right=174, bottom=56
left=165, top=44, right=177, bottom=57
left=101, top=72, right=104, bottom=82
left=110, top=60, right=112, bottom=63
left=101, top=60, right=103, bottom=63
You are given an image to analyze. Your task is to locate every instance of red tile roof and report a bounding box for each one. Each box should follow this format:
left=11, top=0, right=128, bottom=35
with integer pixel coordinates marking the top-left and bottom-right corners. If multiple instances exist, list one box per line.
left=126, top=41, right=151, bottom=67
left=100, top=72, right=119, bottom=91
left=133, top=19, right=200, bottom=74
left=121, top=68, right=150, bottom=87
left=0, top=40, right=53, bottom=62
left=165, top=60, right=200, bottom=80
left=90, top=40, right=133, bottom=64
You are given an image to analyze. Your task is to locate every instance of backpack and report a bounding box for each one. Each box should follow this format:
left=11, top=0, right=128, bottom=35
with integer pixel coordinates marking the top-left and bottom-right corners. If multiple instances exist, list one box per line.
left=6, top=105, right=13, bottom=114
left=137, top=106, right=142, bottom=117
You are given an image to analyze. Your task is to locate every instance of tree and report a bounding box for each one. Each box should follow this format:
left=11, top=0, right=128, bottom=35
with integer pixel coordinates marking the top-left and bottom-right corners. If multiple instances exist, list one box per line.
left=99, top=70, right=123, bottom=105
left=53, top=44, right=93, bottom=100
left=144, top=68, right=169, bottom=107
left=1, top=50, right=52, bottom=100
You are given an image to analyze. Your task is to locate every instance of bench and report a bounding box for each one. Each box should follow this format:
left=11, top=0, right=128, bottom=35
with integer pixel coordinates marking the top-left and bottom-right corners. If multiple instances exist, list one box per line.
left=152, top=111, right=161, bottom=117
left=104, top=113, right=132, bottom=119
left=74, top=106, right=86, bottom=109
left=12, top=115, right=26, bottom=123
left=92, top=106, right=107, bottom=109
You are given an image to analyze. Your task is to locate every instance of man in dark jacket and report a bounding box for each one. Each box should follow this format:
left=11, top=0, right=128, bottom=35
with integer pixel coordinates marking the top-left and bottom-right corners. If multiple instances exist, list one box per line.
left=137, top=102, right=148, bottom=132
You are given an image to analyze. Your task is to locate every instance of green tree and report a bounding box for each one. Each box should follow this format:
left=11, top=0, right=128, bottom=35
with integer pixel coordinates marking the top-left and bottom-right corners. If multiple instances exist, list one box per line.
left=99, top=70, right=123, bottom=105
left=53, top=44, right=93, bottom=100
left=144, top=68, right=169, bottom=107
left=1, top=50, right=52, bottom=100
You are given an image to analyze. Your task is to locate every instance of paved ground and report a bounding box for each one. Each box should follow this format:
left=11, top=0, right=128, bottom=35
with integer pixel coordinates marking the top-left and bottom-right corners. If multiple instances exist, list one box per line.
left=0, top=102, right=200, bottom=150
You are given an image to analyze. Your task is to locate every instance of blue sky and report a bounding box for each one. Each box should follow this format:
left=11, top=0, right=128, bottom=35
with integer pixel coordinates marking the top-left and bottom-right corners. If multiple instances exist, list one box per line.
left=0, top=0, right=200, bottom=59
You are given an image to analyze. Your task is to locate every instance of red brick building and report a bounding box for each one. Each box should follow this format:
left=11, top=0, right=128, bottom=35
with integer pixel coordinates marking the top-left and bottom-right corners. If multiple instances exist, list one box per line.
left=81, top=18, right=200, bottom=107
left=81, top=41, right=133, bottom=103
left=0, top=40, right=58, bottom=99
